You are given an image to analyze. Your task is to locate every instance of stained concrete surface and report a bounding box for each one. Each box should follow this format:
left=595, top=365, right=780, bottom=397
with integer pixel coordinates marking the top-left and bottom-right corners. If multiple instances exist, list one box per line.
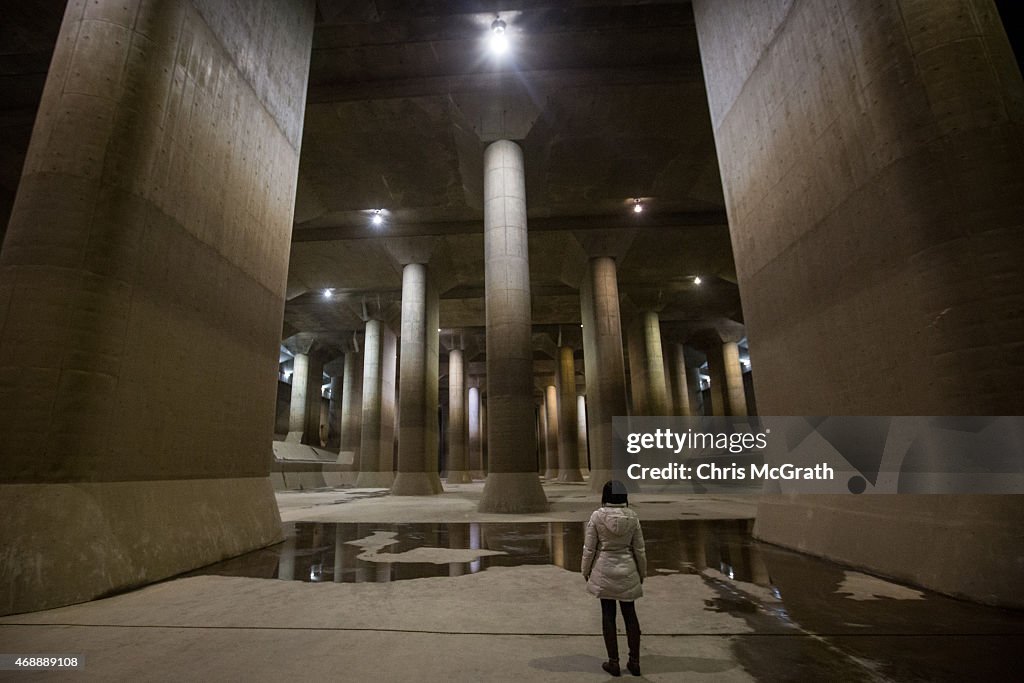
left=2, top=482, right=1021, bottom=681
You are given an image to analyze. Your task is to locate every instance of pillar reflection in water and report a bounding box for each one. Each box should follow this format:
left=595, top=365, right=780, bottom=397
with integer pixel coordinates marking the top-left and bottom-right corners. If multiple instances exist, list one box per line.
left=200, top=519, right=770, bottom=588
left=449, top=524, right=468, bottom=577
left=277, top=530, right=296, bottom=581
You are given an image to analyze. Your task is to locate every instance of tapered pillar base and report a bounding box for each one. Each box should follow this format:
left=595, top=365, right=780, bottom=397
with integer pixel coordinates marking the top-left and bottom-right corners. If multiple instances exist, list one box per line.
left=391, top=472, right=443, bottom=495
left=354, top=471, right=394, bottom=488
left=478, top=473, right=549, bottom=513
left=446, top=471, right=472, bottom=484
left=558, top=469, right=586, bottom=483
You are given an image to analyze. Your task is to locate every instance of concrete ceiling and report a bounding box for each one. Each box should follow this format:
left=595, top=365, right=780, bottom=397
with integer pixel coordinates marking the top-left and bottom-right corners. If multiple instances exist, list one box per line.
left=0, top=0, right=744, bottom=366
left=285, top=0, right=742, bottom=360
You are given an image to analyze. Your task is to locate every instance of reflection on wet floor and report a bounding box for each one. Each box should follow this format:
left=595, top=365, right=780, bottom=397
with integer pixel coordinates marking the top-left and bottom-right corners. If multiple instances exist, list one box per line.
left=188, top=518, right=1024, bottom=681
left=188, top=519, right=763, bottom=586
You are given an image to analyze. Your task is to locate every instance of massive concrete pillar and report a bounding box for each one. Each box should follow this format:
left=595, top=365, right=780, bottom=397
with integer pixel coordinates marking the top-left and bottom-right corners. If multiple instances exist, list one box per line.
left=694, top=0, right=1024, bottom=606
left=338, top=351, right=362, bottom=465
left=639, top=311, right=670, bottom=415
left=557, top=347, right=584, bottom=481
left=393, top=263, right=443, bottom=495
left=583, top=256, right=630, bottom=491
left=0, top=0, right=315, bottom=615
left=543, top=384, right=560, bottom=479
left=467, top=385, right=483, bottom=479
left=286, top=352, right=311, bottom=442
left=446, top=350, right=470, bottom=483
left=668, top=343, right=692, bottom=417
left=355, top=320, right=392, bottom=487
left=478, top=140, right=548, bottom=512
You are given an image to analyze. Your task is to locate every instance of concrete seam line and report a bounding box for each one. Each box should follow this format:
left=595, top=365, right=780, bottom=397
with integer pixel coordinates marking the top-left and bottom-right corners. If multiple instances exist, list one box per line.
left=0, top=625, right=1014, bottom=637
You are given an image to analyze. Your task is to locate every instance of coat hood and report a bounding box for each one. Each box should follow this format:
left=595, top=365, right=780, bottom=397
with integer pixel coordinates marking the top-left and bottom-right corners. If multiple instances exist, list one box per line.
left=595, top=506, right=637, bottom=539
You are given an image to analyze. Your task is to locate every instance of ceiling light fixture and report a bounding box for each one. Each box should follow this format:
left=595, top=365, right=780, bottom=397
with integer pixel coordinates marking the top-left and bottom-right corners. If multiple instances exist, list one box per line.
left=633, top=198, right=643, bottom=214
left=489, top=17, right=508, bottom=55
left=372, top=209, right=383, bottom=226
left=322, top=288, right=334, bottom=299
left=693, top=276, right=702, bottom=285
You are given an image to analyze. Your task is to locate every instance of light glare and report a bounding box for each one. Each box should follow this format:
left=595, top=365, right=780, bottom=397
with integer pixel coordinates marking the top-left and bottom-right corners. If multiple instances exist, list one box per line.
left=489, top=18, right=508, bottom=55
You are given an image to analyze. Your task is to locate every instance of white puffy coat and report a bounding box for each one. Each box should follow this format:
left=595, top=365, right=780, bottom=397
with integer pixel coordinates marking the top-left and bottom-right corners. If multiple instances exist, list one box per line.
left=580, top=504, right=647, bottom=601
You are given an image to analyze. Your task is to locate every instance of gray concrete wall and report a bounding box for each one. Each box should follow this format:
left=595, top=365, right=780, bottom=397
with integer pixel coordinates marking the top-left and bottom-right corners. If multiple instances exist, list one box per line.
left=694, top=0, right=1024, bottom=606
left=0, top=0, right=315, bottom=614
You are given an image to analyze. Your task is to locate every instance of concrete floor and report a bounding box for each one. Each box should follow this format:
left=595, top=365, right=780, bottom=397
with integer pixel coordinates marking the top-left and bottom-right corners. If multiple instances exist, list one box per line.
left=1, top=482, right=1021, bottom=682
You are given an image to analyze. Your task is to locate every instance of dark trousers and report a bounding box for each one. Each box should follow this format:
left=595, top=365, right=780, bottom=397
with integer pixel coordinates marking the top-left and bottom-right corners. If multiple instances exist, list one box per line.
left=600, top=599, right=641, bottom=662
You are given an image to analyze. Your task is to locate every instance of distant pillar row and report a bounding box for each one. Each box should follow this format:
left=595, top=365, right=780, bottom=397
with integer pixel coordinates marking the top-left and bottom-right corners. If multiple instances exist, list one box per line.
left=446, top=350, right=471, bottom=483
left=478, top=140, right=548, bottom=512
left=393, top=263, right=443, bottom=495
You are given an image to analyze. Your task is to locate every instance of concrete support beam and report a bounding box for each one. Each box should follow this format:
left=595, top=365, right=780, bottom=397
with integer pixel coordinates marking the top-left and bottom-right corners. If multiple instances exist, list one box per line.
left=467, top=385, right=483, bottom=479
left=393, top=263, right=443, bottom=495
left=557, top=346, right=584, bottom=481
left=705, top=339, right=746, bottom=417
left=583, top=256, right=630, bottom=492
left=327, top=374, right=342, bottom=449
left=669, top=343, right=692, bottom=416
left=577, top=394, right=590, bottom=473
left=355, top=320, right=392, bottom=487
left=286, top=352, right=310, bottom=442
left=544, top=384, right=560, bottom=479
left=0, top=0, right=315, bottom=615
left=446, top=350, right=471, bottom=483
left=338, top=351, right=362, bottom=465
left=640, top=311, right=671, bottom=415
left=478, top=140, right=548, bottom=512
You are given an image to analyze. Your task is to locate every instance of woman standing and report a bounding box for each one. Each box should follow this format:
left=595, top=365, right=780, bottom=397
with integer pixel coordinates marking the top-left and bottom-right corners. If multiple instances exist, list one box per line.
left=581, top=480, right=647, bottom=676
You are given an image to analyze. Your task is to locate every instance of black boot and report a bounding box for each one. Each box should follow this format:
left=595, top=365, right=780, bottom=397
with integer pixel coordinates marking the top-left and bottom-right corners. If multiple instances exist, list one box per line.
left=602, top=659, right=621, bottom=677
left=626, top=657, right=641, bottom=676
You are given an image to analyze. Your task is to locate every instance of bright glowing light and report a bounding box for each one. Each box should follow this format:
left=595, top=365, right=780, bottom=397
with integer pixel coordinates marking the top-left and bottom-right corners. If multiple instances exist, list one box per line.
left=489, top=18, right=508, bottom=55
left=633, top=200, right=643, bottom=214
left=372, top=209, right=383, bottom=226
left=322, top=288, right=334, bottom=299
left=693, top=276, right=702, bottom=285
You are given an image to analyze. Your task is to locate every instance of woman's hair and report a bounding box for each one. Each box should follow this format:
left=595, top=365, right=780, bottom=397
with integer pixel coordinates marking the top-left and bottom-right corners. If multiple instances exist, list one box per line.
left=601, top=480, right=629, bottom=505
